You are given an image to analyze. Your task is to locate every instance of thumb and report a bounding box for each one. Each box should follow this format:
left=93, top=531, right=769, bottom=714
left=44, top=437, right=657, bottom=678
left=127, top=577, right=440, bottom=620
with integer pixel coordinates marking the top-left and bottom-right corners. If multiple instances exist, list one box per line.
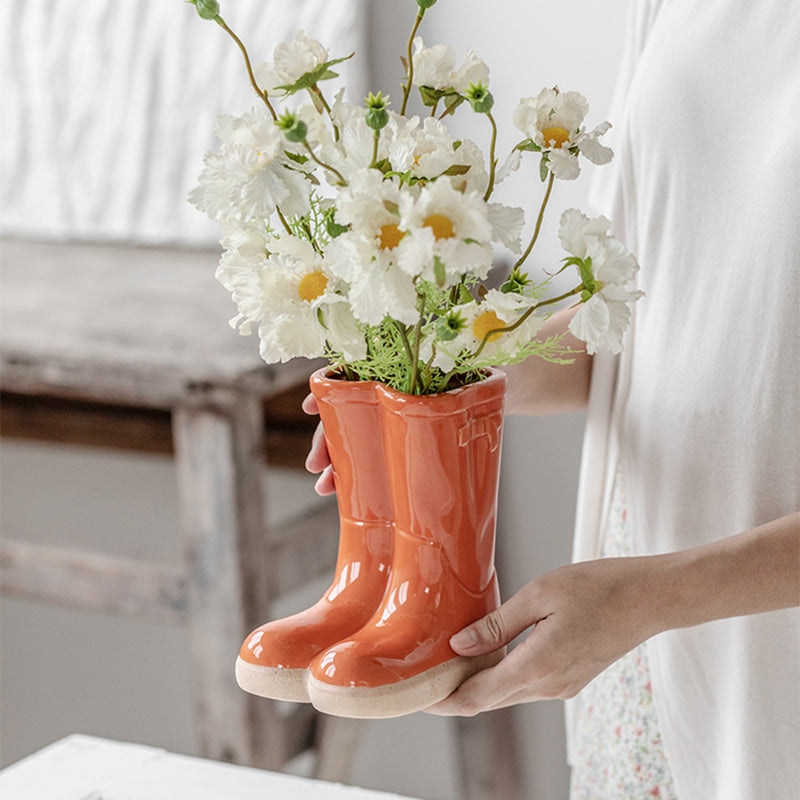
left=450, top=591, right=537, bottom=656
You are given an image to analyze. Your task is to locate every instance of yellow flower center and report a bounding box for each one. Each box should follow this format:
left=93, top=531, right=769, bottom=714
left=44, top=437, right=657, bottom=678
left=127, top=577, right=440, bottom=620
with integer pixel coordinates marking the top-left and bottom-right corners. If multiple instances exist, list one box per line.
left=379, top=223, right=405, bottom=250
left=541, top=126, right=571, bottom=148
left=297, top=270, right=329, bottom=302
left=423, top=214, right=456, bottom=241
left=472, top=310, right=505, bottom=343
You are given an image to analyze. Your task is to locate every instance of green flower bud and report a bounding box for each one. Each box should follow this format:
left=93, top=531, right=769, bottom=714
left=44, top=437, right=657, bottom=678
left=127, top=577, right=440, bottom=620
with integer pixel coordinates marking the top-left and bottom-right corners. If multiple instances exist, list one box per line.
left=417, top=0, right=438, bottom=9
left=276, top=111, right=307, bottom=143
left=186, top=0, right=220, bottom=20
left=466, top=82, right=494, bottom=114
left=437, top=310, right=466, bottom=341
left=365, top=91, right=390, bottom=131
left=500, top=267, right=531, bottom=295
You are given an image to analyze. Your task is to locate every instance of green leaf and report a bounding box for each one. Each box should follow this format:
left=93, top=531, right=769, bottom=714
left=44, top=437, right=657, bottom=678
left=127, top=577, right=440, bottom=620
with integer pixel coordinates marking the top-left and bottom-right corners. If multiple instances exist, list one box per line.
left=440, top=163, right=471, bottom=177
left=274, top=53, right=354, bottom=96
left=383, top=199, right=400, bottom=216
left=433, top=256, right=447, bottom=287
left=285, top=151, right=309, bottom=166
left=444, top=93, right=465, bottom=114
left=516, top=138, right=541, bottom=153
left=539, top=154, right=550, bottom=182
left=325, top=217, right=349, bottom=239
left=419, top=85, right=446, bottom=107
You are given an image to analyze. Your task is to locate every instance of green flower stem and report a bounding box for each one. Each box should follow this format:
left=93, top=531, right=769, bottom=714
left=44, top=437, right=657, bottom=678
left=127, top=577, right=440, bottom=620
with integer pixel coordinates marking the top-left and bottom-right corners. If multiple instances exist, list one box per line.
left=470, top=283, right=583, bottom=360
left=483, top=112, right=499, bottom=201
left=275, top=205, right=294, bottom=236
left=408, top=297, right=427, bottom=394
left=437, top=102, right=458, bottom=121
left=370, top=129, right=381, bottom=168
left=216, top=17, right=278, bottom=120
left=393, top=319, right=415, bottom=373
left=302, top=142, right=348, bottom=186
left=513, top=171, right=555, bottom=271
left=400, top=12, right=426, bottom=116
left=309, top=84, right=340, bottom=141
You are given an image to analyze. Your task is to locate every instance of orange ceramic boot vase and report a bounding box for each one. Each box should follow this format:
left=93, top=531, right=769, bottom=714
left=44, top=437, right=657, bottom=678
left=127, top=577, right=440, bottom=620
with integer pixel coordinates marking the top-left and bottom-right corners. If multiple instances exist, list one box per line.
left=307, top=369, right=507, bottom=718
left=235, top=369, right=394, bottom=702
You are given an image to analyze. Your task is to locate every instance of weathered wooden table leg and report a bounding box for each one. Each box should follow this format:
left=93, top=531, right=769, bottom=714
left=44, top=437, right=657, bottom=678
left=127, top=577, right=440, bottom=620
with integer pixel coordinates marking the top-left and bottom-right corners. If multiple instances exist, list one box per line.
left=455, top=708, right=523, bottom=800
left=313, top=715, right=366, bottom=783
left=172, top=393, right=282, bottom=769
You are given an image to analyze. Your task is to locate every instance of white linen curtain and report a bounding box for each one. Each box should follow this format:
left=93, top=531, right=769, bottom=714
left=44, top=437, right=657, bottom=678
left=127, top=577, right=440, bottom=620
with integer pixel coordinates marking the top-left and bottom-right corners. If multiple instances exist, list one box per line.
left=1, top=0, right=367, bottom=245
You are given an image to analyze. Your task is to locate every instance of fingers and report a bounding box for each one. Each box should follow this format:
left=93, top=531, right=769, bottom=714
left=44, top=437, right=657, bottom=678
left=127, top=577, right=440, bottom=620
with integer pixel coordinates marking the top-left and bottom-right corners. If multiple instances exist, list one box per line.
left=426, top=644, right=533, bottom=716
left=305, top=422, right=331, bottom=473
left=449, top=586, right=542, bottom=657
left=314, top=464, right=337, bottom=496
left=302, top=397, right=334, bottom=495
left=301, top=393, right=319, bottom=415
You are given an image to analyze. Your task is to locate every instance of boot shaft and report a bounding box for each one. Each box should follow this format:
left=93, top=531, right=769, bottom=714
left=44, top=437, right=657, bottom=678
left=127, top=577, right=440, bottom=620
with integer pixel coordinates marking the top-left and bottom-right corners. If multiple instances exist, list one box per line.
left=376, top=370, right=507, bottom=593
left=310, top=370, right=393, bottom=524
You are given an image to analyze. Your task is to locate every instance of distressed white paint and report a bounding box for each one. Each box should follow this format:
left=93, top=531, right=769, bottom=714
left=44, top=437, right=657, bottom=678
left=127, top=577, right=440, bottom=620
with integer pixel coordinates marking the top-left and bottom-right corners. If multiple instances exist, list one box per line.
left=0, top=0, right=367, bottom=245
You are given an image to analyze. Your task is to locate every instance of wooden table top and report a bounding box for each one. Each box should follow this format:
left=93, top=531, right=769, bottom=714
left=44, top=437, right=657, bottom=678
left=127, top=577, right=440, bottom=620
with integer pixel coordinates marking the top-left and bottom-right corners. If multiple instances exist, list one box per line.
left=0, top=239, right=313, bottom=407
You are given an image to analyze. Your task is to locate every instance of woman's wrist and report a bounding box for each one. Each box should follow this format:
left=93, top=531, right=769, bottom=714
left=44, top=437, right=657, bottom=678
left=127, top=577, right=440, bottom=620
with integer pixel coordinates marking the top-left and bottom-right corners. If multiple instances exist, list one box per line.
left=503, top=306, right=593, bottom=415
left=639, top=512, right=800, bottom=636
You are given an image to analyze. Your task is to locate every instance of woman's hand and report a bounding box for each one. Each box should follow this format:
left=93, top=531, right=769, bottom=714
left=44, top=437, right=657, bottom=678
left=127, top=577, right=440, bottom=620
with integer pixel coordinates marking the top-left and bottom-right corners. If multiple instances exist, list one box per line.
left=302, top=393, right=336, bottom=495
left=426, top=557, right=662, bottom=716
left=428, top=511, right=800, bottom=716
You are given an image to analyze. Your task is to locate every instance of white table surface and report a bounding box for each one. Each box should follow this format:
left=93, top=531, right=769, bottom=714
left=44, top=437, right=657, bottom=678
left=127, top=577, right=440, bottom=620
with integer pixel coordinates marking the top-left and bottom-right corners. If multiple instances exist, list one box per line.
left=0, top=735, right=421, bottom=800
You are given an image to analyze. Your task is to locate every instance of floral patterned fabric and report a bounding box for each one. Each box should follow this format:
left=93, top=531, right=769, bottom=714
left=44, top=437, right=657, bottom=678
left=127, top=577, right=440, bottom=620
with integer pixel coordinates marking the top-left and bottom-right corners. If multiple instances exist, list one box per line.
left=569, top=468, right=678, bottom=799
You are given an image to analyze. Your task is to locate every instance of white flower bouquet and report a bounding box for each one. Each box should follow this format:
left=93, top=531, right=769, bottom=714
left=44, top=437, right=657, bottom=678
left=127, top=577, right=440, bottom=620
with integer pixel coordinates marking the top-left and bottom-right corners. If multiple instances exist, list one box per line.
left=187, top=0, right=641, bottom=395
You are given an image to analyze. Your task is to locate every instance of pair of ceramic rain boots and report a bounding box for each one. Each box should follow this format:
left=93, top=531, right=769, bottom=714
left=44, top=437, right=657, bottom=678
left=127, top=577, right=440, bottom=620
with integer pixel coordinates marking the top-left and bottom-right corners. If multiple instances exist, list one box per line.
left=235, top=367, right=507, bottom=718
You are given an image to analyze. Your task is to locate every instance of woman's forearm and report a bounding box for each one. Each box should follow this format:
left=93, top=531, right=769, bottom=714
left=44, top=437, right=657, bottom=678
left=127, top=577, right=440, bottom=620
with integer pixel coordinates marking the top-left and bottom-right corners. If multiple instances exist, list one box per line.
left=502, top=306, right=593, bottom=415
left=645, top=511, right=800, bottom=636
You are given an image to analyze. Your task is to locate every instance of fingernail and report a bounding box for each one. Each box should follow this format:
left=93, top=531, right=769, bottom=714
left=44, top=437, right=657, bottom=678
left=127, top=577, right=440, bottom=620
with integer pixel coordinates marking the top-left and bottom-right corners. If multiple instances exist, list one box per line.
left=451, top=628, right=479, bottom=651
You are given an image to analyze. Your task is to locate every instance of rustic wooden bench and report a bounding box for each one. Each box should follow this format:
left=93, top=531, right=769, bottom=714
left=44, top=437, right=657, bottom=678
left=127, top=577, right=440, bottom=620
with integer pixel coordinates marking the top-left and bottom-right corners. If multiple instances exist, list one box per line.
left=0, top=238, right=521, bottom=798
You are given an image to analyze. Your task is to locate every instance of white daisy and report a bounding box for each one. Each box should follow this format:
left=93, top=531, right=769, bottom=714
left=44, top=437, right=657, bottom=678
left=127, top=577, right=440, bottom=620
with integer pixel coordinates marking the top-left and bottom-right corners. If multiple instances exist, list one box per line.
left=396, top=178, right=493, bottom=286
left=411, top=38, right=490, bottom=94
left=217, top=234, right=344, bottom=363
left=559, top=209, right=639, bottom=285
left=324, top=302, right=368, bottom=362
left=189, top=107, right=311, bottom=226
left=319, top=101, right=419, bottom=183
left=411, top=39, right=456, bottom=90
left=512, top=87, right=613, bottom=180
left=326, top=170, right=419, bottom=325
left=558, top=209, right=643, bottom=354
left=569, top=284, right=641, bottom=355
left=487, top=202, right=525, bottom=254
left=254, top=30, right=329, bottom=94
left=389, top=117, right=489, bottom=195
left=430, top=289, right=543, bottom=371
left=451, top=50, right=490, bottom=94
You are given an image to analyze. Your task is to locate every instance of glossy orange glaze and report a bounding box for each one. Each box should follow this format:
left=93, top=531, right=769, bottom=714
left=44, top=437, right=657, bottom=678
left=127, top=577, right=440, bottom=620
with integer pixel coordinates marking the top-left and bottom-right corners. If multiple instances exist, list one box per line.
left=309, top=369, right=507, bottom=689
left=239, top=369, right=394, bottom=670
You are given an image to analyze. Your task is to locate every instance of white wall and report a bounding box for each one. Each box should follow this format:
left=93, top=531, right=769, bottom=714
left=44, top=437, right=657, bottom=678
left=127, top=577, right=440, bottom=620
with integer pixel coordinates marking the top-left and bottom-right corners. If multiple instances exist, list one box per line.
left=1, top=2, right=627, bottom=798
